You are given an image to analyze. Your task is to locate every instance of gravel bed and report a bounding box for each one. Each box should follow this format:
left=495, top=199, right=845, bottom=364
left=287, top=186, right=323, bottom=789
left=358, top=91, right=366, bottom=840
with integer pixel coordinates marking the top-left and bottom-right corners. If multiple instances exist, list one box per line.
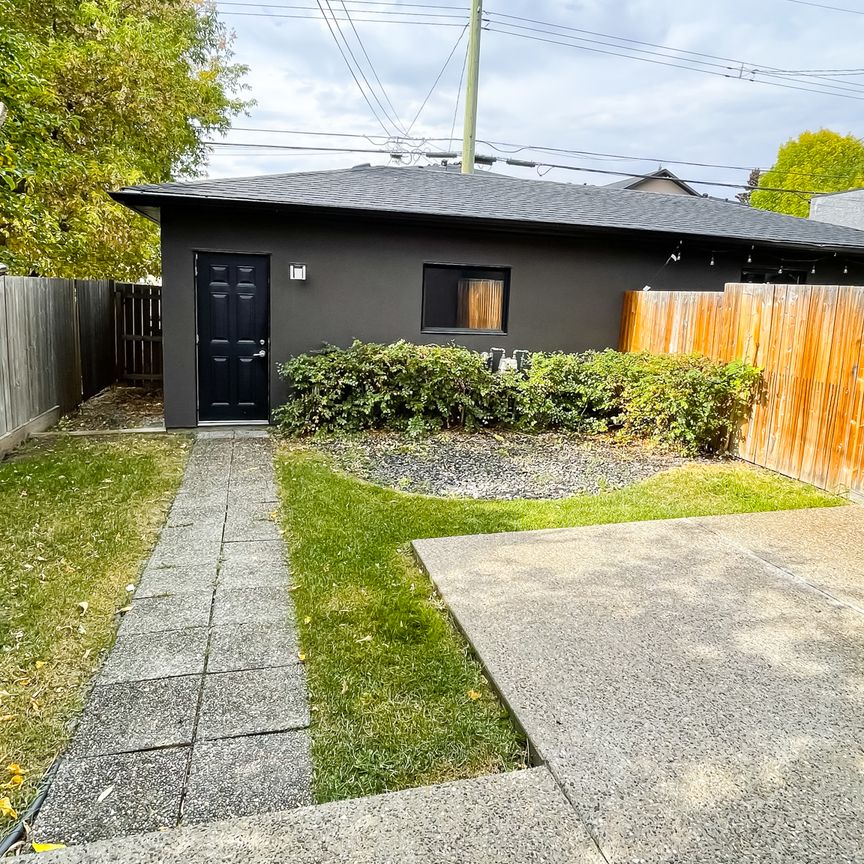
left=58, top=386, right=164, bottom=431
left=315, top=431, right=707, bottom=499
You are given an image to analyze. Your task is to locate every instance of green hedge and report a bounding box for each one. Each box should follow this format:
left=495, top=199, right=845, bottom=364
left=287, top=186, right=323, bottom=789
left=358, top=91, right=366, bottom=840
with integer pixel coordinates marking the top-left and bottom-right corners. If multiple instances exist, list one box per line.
left=276, top=341, right=760, bottom=454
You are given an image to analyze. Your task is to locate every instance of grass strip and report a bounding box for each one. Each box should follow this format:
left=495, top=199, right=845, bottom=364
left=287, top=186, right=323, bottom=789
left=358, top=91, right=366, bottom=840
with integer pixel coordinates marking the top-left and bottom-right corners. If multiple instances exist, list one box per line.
left=275, top=445, right=840, bottom=803
left=0, top=435, right=188, bottom=828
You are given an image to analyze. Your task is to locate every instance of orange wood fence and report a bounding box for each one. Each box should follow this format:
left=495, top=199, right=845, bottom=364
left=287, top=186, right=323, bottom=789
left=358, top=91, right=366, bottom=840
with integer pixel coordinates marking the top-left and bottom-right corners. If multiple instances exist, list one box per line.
left=619, top=283, right=864, bottom=498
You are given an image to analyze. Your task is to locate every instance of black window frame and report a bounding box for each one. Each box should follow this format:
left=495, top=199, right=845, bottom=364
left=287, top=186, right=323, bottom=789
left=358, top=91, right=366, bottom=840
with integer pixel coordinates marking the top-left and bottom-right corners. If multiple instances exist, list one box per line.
left=420, top=262, right=511, bottom=335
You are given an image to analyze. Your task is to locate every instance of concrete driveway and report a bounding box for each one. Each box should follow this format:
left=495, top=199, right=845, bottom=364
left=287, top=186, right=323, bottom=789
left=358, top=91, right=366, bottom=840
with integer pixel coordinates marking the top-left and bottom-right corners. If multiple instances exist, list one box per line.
left=414, top=505, right=864, bottom=864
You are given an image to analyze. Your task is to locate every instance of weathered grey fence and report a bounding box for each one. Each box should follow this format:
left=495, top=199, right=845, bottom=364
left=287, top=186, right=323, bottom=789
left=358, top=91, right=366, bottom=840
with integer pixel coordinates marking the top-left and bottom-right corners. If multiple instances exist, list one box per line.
left=78, top=280, right=116, bottom=399
left=114, top=282, right=163, bottom=387
left=0, top=276, right=115, bottom=452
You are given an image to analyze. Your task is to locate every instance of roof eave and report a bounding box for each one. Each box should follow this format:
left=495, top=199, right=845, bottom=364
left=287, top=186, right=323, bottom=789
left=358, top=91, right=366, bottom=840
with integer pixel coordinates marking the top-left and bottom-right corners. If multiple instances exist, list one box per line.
left=109, top=189, right=864, bottom=254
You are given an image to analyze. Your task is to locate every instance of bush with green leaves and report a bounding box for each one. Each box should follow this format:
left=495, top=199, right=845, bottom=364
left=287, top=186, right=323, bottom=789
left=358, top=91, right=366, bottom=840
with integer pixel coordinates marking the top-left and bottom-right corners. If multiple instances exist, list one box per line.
left=276, top=342, right=760, bottom=454
left=275, top=340, right=508, bottom=435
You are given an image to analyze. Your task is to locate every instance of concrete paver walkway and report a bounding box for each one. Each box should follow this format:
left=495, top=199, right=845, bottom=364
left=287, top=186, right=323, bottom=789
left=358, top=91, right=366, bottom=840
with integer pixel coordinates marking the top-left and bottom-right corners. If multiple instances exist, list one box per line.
left=35, top=430, right=312, bottom=846
left=37, top=768, right=603, bottom=864
left=414, top=506, right=864, bottom=864
left=33, top=500, right=864, bottom=863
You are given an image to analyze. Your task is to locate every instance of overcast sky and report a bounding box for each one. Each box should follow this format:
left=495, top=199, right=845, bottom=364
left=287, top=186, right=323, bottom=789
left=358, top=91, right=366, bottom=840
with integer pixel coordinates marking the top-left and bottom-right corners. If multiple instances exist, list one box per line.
left=205, top=0, right=864, bottom=199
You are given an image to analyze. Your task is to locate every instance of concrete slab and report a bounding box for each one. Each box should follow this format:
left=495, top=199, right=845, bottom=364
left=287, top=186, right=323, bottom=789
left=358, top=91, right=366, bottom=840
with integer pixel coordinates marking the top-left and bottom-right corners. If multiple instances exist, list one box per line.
left=33, top=748, right=189, bottom=846
left=68, top=677, right=199, bottom=757
left=35, top=767, right=602, bottom=864
left=212, top=586, right=291, bottom=626
left=118, top=591, right=212, bottom=636
left=414, top=515, right=864, bottom=864
left=692, top=505, right=864, bottom=610
left=99, top=627, right=208, bottom=684
left=182, top=730, right=312, bottom=824
left=217, top=564, right=287, bottom=590
left=135, top=563, right=218, bottom=598
left=155, top=521, right=224, bottom=544
left=220, top=538, right=285, bottom=570
left=208, top=622, right=299, bottom=672
left=223, top=514, right=281, bottom=542
left=217, top=538, right=288, bottom=589
left=197, top=665, right=309, bottom=739
left=149, top=532, right=222, bottom=569
left=227, top=480, right=279, bottom=504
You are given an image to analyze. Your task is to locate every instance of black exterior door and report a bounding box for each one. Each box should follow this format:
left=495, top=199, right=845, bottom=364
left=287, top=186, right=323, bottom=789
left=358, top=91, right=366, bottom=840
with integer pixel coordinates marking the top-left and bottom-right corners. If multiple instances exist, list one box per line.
left=196, top=252, right=270, bottom=422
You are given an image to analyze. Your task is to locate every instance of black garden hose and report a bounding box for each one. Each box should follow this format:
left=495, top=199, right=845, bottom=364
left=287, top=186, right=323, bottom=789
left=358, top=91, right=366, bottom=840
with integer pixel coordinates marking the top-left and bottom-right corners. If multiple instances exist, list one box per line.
left=0, top=758, right=60, bottom=857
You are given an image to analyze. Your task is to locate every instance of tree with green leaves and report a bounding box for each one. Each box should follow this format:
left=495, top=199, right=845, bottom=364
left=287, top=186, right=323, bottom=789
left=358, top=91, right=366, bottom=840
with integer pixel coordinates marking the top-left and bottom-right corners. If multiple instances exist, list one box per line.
left=0, top=0, right=249, bottom=279
left=751, top=129, right=864, bottom=218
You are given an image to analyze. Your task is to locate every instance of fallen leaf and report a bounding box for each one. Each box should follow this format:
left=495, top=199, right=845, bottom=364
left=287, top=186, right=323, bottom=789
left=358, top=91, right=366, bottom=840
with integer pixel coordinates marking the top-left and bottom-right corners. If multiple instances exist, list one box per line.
left=467, top=689, right=482, bottom=701
left=0, top=715, right=16, bottom=723
left=6, top=764, right=24, bottom=775
left=77, top=601, right=89, bottom=615
left=303, top=616, right=311, bottom=625
left=297, top=652, right=306, bottom=662
left=125, top=584, right=135, bottom=593
left=117, top=605, right=132, bottom=613
left=96, top=785, right=115, bottom=804
left=15, top=679, right=30, bottom=687
left=355, top=635, right=372, bottom=643
left=340, top=680, right=348, bottom=695
left=34, top=661, right=46, bottom=670
left=0, top=797, right=17, bottom=819
left=5, top=775, right=24, bottom=788
left=32, top=842, right=67, bottom=852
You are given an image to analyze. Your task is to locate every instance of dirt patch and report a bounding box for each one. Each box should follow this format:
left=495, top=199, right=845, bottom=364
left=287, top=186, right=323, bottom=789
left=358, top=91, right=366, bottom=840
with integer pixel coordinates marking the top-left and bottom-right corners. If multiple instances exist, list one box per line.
left=315, top=431, right=709, bottom=499
left=58, top=387, right=164, bottom=432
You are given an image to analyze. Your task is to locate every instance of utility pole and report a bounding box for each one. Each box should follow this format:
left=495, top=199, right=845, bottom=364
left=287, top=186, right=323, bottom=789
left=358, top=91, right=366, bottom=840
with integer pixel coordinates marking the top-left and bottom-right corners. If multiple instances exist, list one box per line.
left=461, top=0, right=483, bottom=174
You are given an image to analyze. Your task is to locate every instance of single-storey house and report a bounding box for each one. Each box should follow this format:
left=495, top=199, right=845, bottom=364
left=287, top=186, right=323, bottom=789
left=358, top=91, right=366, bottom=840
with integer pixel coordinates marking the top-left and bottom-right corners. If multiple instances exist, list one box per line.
left=810, top=188, right=864, bottom=231
left=604, top=167, right=701, bottom=196
left=111, top=165, right=864, bottom=428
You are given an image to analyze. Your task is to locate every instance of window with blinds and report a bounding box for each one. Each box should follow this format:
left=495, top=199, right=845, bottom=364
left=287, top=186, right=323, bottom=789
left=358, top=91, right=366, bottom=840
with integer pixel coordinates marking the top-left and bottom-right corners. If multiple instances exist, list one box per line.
left=421, top=264, right=510, bottom=333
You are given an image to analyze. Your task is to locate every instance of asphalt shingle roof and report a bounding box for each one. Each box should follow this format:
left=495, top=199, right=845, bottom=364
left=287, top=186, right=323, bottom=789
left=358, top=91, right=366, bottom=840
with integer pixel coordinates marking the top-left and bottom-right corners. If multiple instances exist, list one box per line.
left=113, top=164, right=864, bottom=250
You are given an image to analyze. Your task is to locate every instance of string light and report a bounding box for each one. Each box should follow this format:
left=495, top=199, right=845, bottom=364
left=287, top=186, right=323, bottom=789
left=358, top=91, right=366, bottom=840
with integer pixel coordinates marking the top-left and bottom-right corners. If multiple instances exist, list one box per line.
left=844, top=263, right=849, bottom=274
left=811, top=263, right=817, bottom=274
left=709, top=254, right=715, bottom=266
left=747, top=245, right=754, bottom=264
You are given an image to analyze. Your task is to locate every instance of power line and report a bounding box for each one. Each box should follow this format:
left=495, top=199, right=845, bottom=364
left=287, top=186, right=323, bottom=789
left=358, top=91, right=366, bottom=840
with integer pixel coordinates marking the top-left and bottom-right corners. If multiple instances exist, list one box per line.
left=313, top=0, right=397, bottom=135
left=203, top=140, right=834, bottom=194
left=485, top=10, right=864, bottom=94
left=782, top=0, right=864, bottom=14
left=216, top=127, right=864, bottom=183
left=405, top=24, right=468, bottom=134
left=336, top=0, right=406, bottom=130
left=217, top=9, right=467, bottom=25
left=217, top=0, right=467, bottom=9
left=323, top=0, right=406, bottom=133
left=485, top=24, right=864, bottom=102
left=449, top=36, right=469, bottom=148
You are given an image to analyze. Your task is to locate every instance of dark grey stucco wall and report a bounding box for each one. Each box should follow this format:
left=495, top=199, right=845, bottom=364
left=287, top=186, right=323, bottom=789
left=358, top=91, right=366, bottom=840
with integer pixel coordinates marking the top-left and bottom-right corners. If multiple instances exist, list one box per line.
left=159, top=205, right=856, bottom=427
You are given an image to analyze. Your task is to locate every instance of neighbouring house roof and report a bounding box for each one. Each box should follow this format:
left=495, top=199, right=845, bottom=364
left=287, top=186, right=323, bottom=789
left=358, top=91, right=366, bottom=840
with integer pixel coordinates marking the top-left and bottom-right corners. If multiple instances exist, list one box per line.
left=809, top=188, right=864, bottom=232
left=112, top=164, right=864, bottom=252
left=603, top=168, right=701, bottom=196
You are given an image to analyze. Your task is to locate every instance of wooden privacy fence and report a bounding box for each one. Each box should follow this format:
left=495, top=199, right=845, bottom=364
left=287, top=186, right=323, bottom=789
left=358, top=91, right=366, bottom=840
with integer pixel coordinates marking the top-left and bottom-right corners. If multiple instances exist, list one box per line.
left=0, top=277, right=163, bottom=453
left=620, top=283, right=864, bottom=498
left=114, top=282, right=163, bottom=387
left=0, top=277, right=112, bottom=449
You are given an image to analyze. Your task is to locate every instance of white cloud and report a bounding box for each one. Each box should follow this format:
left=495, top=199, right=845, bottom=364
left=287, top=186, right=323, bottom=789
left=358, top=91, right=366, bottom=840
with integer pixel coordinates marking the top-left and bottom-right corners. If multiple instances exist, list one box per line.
left=207, top=0, right=864, bottom=198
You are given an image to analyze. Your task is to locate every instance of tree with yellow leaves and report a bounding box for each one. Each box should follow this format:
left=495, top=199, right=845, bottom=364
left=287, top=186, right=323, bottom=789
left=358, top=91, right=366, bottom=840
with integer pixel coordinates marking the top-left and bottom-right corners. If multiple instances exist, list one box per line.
left=751, top=129, right=864, bottom=218
left=0, top=0, right=250, bottom=279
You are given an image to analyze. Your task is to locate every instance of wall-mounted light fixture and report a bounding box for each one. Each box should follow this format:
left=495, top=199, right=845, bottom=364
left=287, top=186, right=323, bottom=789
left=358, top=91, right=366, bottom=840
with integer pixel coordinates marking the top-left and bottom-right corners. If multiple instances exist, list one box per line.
left=289, top=263, right=307, bottom=281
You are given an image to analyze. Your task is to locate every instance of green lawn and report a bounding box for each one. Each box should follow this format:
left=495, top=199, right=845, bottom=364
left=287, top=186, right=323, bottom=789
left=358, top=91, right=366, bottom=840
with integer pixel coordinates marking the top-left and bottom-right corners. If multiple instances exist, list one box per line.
left=0, top=435, right=188, bottom=828
left=275, top=445, right=842, bottom=804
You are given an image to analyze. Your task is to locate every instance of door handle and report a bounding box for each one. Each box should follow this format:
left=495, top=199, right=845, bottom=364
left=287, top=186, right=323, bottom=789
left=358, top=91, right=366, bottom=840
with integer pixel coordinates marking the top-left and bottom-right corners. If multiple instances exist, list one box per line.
left=255, top=349, right=267, bottom=358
